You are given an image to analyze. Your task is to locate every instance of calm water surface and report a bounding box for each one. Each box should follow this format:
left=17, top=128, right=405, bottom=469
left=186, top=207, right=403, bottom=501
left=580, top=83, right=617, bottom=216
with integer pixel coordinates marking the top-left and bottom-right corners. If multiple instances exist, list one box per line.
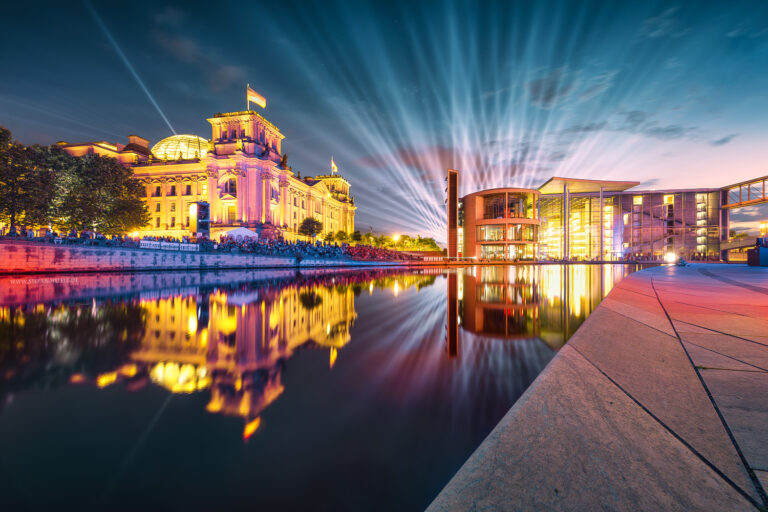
left=0, top=264, right=647, bottom=511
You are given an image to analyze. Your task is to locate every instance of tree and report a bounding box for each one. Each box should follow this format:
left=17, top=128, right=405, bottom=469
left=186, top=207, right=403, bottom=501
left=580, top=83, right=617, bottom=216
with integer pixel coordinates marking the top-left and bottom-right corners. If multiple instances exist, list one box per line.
left=323, top=231, right=335, bottom=242
left=335, top=230, right=348, bottom=243
left=56, top=153, right=149, bottom=235
left=351, top=230, right=362, bottom=243
left=298, top=217, right=323, bottom=238
left=0, top=127, right=55, bottom=230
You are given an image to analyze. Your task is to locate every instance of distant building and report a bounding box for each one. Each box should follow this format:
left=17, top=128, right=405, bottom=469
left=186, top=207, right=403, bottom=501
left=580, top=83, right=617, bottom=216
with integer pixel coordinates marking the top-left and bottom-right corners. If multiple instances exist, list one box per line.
left=59, top=109, right=355, bottom=239
left=448, top=172, right=768, bottom=262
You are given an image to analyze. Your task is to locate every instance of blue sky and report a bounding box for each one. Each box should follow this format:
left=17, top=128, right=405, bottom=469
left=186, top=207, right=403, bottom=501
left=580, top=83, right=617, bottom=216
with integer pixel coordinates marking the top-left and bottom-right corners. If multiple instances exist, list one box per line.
left=1, top=0, right=767, bottom=240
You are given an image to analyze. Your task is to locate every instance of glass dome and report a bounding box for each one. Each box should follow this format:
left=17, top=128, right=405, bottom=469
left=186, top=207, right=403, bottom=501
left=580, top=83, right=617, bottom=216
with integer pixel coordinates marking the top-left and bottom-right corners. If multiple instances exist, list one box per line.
left=151, top=134, right=208, bottom=160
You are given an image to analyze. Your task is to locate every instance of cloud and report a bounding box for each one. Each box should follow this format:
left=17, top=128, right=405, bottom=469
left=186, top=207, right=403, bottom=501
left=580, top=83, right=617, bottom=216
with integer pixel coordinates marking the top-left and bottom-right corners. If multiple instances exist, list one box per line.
left=578, top=70, right=618, bottom=102
left=642, top=123, right=690, bottom=140
left=726, top=23, right=768, bottom=38
left=527, top=68, right=575, bottom=108
left=152, top=33, right=246, bottom=92
left=638, top=178, right=660, bottom=188
left=562, top=121, right=607, bottom=134
left=710, top=133, right=739, bottom=146
left=153, top=7, right=186, bottom=27
left=640, top=7, right=689, bottom=38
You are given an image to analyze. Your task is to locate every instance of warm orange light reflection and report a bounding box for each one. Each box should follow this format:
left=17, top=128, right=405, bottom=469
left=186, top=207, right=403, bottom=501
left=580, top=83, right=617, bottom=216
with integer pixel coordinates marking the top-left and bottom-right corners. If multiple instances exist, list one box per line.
left=243, top=417, right=261, bottom=440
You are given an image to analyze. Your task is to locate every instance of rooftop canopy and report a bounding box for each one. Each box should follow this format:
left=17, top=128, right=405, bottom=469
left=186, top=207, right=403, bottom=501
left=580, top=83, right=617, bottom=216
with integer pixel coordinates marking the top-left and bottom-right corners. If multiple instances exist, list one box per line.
left=537, top=177, right=640, bottom=195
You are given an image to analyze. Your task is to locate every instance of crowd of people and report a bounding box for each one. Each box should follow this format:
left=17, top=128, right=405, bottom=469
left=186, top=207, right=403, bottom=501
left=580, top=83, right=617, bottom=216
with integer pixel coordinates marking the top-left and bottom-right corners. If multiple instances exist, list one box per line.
left=1, top=227, right=426, bottom=262
left=215, top=235, right=420, bottom=261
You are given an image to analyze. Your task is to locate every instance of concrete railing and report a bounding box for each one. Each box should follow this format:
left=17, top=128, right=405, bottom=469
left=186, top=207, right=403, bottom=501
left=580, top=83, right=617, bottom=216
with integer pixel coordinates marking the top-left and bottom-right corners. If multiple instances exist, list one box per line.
left=140, top=240, right=200, bottom=252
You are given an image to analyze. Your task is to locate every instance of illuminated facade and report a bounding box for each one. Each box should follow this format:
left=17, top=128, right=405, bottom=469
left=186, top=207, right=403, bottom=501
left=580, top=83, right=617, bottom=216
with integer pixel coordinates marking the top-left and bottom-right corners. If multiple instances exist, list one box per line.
left=458, top=188, right=540, bottom=260
left=451, top=173, right=730, bottom=261
left=60, top=109, right=355, bottom=239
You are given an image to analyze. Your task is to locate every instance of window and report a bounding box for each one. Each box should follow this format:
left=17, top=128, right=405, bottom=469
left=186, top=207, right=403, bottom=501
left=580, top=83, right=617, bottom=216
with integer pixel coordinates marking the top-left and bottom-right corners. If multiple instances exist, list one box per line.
left=169, top=185, right=176, bottom=196
left=483, top=194, right=506, bottom=219
left=294, top=198, right=297, bottom=206
left=185, top=185, right=192, bottom=195
left=201, top=184, right=208, bottom=195
left=185, top=217, right=190, bottom=227
left=227, top=206, right=236, bottom=223
left=302, top=200, right=305, bottom=209
left=155, top=217, right=160, bottom=228
left=663, top=195, right=674, bottom=205
left=154, top=186, right=161, bottom=197
left=293, top=212, right=297, bottom=219
left=478, top=225, right=505, bottom=241
left=170, top=217, right=176, bottom=227
left=155, top=203, right=161, bottom=212
left=633, top=196, right=643, bottom=205
left=623, top=213, right=629, bottom=224
left=224, top=178, right=237, bottom=197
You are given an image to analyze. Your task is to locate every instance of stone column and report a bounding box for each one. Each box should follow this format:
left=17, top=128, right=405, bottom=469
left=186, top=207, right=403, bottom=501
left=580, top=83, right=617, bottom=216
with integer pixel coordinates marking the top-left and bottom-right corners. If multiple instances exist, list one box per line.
left=247, top=167, right=257, bottom=225
left=280, top=180, right=288, bottom=228
left=263, top=173, right=271, bottom=224
left=207, top=171, right=219, bottom=223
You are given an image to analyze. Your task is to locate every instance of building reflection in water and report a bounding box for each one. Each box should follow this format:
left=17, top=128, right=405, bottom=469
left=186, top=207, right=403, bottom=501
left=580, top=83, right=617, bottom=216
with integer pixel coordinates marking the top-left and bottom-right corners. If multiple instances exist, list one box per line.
left=0, top=271, right=437, bottom=440
left=446, top=264, right=643, bottom=356
left=131, top=279, right=362, bottom=439
left=1, top=265, right=642, bottom=441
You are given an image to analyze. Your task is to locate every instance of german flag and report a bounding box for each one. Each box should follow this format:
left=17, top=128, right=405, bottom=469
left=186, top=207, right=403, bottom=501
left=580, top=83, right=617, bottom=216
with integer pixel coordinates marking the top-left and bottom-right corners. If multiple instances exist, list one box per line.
left=247, top=85, right=266, bottom=109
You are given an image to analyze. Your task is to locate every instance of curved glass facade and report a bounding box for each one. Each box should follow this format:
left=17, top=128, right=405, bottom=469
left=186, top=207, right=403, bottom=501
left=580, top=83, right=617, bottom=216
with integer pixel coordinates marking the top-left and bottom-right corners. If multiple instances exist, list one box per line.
left=461, top=188, right=540, bottom=260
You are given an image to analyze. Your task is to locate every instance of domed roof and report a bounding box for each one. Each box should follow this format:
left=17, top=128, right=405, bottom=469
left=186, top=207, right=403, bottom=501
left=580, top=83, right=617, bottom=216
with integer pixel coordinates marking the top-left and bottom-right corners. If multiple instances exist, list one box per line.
left=151, top=134, right=208, bottom=160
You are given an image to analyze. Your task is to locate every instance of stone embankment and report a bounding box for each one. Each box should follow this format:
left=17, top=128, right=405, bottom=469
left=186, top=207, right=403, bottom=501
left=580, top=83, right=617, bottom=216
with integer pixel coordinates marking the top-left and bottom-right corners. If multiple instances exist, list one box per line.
left=429, top=264, right=768, bottom=511
left=0, top=241, right=411, bottom=274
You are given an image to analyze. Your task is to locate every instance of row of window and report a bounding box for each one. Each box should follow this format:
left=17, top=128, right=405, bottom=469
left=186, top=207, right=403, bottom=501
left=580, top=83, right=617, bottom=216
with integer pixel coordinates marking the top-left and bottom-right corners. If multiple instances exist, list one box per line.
left=149, top=184, right=198, bottom=197
left=154, top=217, right=190, bottom=228
left=477, top=224, right=538, bottom=242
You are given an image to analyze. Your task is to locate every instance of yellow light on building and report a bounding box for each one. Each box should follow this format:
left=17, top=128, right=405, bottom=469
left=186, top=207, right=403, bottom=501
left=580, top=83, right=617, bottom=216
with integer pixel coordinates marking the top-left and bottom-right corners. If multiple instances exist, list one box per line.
left=633, top=196, right=643, bottom=205
left=663, top=194, right=674, bottom=205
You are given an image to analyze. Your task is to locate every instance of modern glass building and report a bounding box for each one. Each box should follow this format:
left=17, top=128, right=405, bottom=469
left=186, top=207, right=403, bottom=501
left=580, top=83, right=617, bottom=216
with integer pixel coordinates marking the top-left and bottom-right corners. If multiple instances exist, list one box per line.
left=448, top=172, right=744, bottom=262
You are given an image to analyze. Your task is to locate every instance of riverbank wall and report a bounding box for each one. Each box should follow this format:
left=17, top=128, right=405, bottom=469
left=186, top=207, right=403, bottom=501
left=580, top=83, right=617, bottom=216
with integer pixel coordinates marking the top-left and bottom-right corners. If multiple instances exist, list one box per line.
left=0, top=241, right=412, bottom=274
left=428, top=263, right=768, bottom=511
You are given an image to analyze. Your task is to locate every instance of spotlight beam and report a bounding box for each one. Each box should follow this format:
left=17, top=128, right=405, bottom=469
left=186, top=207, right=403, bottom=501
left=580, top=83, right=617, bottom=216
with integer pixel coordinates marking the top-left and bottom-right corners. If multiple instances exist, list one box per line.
left=84, top=1, right=176, bottom=135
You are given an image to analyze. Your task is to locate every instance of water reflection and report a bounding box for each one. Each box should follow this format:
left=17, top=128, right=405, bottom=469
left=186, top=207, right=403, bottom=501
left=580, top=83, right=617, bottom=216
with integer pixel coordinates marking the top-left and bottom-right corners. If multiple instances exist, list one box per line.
left=0, top=264, right=645, bottom=511
left=451, top=264, right=638, bottom=352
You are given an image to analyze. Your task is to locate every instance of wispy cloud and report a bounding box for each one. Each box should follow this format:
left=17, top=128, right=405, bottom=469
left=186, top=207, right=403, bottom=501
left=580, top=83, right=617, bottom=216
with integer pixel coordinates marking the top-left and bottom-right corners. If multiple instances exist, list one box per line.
left=527, top=68, right=575, bottom=109
left=578, top=70, right=619, bottom=102
left=710, top=133, right=739, bottom=146
left=639, top=7, right=689, bottom=38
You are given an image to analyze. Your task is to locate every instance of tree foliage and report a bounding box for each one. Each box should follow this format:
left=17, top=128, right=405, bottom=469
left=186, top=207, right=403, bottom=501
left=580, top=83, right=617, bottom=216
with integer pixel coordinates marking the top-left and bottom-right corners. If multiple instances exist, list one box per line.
left=0, top=126, right=149, bottom=235
left=298, top=217, right=323, bottom=238
left=56, top=153, right=149, bottom=234
left=335, top=230, right=348, bottom=243
left=0, top=128, right=57, bottom=228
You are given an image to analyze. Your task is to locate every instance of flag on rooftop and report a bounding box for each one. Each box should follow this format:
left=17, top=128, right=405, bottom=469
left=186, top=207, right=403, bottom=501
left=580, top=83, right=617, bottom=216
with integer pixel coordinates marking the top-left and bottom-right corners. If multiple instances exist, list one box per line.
left=331, top=157, right=338, bottom=174
left=247, top=85, right=266, bottom=109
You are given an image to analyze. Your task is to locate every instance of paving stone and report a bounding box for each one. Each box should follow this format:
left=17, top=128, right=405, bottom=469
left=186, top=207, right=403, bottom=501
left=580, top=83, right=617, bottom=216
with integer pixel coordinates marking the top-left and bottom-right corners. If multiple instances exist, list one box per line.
left=427, top=347, right=756, bottom=512
left=680, top=333, right=768, bottom=372
left=685, top=342, right=767, bottom=372
left=700, top=370, right=768, bottom=472
left=755, top=470, right=768, bottom=496
left=567, top=307, right=759, bottom=500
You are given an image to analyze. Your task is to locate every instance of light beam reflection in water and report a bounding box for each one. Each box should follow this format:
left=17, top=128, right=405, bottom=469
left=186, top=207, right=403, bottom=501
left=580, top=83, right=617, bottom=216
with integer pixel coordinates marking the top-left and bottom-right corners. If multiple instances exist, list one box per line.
left=0, top=264, right=648, bottom=511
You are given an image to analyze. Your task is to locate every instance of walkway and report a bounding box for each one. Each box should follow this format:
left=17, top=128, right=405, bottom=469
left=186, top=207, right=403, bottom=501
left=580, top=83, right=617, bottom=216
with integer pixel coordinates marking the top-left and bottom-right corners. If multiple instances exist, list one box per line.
left=429, top=264, right=768, bottom=511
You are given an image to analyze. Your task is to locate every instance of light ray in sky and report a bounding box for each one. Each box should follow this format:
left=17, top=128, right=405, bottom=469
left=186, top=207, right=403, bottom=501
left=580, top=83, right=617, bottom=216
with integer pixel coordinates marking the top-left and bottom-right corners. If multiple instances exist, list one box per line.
left=83, top=1, right=176, bottom=135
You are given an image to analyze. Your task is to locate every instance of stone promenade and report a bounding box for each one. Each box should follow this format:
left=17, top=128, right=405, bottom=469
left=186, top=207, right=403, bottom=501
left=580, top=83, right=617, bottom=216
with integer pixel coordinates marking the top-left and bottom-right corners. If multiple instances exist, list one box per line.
left=429, top=264, right=768, bottom=511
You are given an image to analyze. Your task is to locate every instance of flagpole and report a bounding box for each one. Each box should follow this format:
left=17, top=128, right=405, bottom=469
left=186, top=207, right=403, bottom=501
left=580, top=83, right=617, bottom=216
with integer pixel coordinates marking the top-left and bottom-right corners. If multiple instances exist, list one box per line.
left=246, top=83, right=249, bottom=111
